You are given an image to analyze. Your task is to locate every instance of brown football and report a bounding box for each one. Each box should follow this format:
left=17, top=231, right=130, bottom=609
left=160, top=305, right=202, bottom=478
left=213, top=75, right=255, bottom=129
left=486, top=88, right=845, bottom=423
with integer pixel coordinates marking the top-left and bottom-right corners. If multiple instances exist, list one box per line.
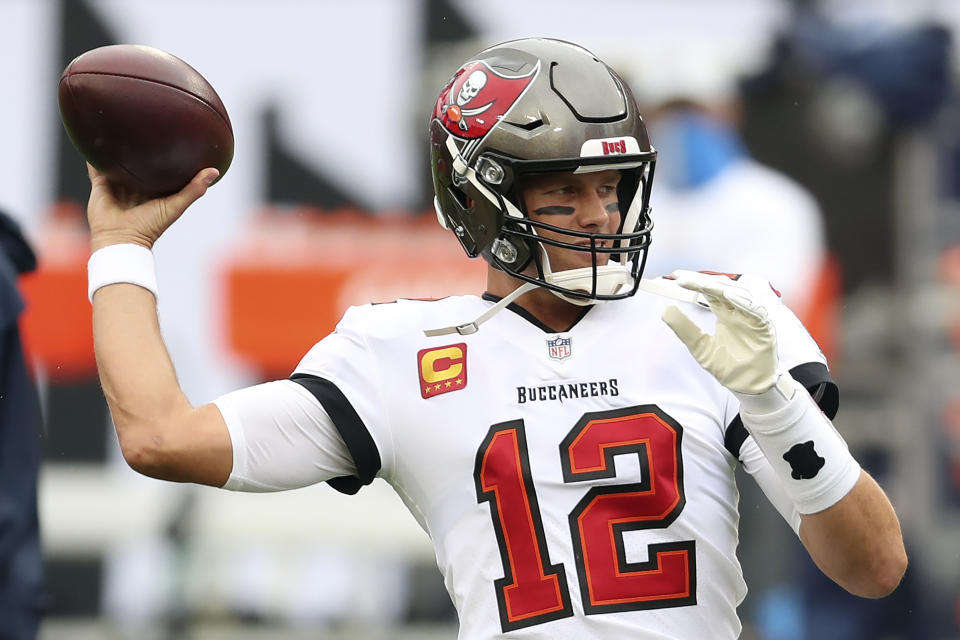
left=58, top=44, right=233, bottom=199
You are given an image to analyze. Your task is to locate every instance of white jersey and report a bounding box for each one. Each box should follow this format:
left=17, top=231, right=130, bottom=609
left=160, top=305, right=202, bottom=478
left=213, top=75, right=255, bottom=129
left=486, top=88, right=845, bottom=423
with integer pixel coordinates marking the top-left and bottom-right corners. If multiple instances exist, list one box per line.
left=214, top=275, right=836, bottom=640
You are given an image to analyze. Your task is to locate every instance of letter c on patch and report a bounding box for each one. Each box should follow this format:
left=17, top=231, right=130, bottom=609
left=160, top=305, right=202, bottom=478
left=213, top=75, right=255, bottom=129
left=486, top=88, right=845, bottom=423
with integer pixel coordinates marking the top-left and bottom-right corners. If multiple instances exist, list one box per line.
left=421, top=346, right=464, bottom=382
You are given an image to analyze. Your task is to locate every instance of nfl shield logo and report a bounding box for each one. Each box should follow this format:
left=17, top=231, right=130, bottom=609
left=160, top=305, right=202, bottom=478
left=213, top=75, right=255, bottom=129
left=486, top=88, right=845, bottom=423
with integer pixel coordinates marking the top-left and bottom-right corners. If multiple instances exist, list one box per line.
left=546, top=336, right=572, bottom=361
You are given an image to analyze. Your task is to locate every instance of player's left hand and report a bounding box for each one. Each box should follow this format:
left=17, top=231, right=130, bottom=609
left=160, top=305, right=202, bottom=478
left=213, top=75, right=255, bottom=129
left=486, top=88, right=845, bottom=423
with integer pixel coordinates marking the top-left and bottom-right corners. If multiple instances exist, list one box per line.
left=661, top=270, right=779, bottom=395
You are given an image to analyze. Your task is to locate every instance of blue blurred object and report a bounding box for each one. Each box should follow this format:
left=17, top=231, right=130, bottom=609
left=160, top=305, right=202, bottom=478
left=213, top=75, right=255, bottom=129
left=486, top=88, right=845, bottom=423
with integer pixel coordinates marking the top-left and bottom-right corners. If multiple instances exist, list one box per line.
left=745, top=16, right=951, bottom=128
left=0, top=210, right=46, bottom=639
left=755, top=585, right=804, bottom=640
left=650, top=110, right=746, bottom=191
left=797, top=21, right=950, bottom=126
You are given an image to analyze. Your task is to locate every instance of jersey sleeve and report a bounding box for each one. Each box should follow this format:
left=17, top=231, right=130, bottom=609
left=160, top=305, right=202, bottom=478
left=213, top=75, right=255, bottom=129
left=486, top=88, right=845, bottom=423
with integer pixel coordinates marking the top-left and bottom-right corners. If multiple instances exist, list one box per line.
left=214, top=380, right=357, bottom=492
left=767, top=284, right=838, bottom=417
left=216, top=305, right=392, bottom=495
left=286, top=305, right=394, bottom=495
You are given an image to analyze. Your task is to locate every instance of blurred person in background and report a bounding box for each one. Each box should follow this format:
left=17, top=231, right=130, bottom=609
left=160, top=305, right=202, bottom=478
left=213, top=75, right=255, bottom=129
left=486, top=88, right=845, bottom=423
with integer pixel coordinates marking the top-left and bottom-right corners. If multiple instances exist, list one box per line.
left=81, top=38, right=905, bottom=639
left=0, top=209, right=46, bottom=639
left=622, top=41, right=827, bottom=319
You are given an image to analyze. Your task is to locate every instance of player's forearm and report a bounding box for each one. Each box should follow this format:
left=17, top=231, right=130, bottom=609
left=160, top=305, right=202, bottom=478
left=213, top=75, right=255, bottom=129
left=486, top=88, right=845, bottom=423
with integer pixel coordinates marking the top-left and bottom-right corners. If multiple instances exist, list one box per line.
left=799, top=471, right=907, bottom=598
left=736, top=377, right=906, bottom=597
left=92, top=283, right=193, bottom=472
left=84, top=168, right=231, bottom=484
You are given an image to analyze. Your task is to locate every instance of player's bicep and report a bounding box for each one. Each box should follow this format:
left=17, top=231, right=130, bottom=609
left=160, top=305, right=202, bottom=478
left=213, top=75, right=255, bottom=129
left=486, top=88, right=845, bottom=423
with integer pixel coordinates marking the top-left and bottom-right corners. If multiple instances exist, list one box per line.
left=214, top=380, right=357, bottom=492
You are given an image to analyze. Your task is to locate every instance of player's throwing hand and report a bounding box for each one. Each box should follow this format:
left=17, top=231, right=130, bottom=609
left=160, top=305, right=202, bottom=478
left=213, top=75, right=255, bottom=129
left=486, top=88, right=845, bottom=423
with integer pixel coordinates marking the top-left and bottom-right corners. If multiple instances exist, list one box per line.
left=86, top=163, right=219, bottom=252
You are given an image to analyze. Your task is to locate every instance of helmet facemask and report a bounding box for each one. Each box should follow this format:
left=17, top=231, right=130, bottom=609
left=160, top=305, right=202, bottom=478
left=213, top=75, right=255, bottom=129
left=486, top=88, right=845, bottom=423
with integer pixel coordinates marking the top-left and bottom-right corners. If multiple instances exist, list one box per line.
left=434, top=132, right=656, bottom=306
left=496, top=157, right=655, bottom=305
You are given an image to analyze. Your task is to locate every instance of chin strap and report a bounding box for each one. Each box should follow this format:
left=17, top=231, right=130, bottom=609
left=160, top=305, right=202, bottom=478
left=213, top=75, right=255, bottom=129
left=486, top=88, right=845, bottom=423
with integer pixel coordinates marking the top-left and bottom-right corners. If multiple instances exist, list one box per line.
left=636, top=277, right=710, bottom=308
left=423, top=282, right=539, bottom=337
left=422, top=278, right=708, bottom=338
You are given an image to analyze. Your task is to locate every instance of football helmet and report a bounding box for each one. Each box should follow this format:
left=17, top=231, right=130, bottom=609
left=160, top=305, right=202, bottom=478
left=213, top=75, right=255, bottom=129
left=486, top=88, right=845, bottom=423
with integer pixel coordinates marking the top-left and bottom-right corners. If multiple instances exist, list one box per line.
left=429, top=38, right=656, bottom=304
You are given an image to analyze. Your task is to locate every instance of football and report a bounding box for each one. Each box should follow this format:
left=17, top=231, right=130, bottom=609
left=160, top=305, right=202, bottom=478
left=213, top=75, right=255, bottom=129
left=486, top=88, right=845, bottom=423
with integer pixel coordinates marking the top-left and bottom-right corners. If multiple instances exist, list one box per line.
left=58, top=44, right=233, bottom=199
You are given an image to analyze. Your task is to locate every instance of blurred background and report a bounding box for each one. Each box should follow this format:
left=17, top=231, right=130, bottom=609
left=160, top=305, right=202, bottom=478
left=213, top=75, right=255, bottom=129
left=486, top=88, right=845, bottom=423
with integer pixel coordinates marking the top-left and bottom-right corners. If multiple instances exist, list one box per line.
left=2, top=0, right=960, bottom=638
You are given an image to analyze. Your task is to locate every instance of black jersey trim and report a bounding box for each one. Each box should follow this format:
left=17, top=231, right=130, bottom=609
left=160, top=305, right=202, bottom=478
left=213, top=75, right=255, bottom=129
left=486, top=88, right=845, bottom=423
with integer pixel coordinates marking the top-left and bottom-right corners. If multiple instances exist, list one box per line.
left=724, top=415, right=749, bottom=462
left=290, top=373, right=381, bottom=495
left=788, top=362, right=838, bottom=420
left=724, top=362, right=839, bottom=460
left=481, top=291, right=593, bottom=333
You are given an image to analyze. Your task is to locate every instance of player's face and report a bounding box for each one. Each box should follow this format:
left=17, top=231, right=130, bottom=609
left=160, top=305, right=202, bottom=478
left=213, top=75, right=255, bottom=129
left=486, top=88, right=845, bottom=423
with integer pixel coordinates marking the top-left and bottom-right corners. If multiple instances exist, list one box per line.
left=522, top=170, right=622, bottom=273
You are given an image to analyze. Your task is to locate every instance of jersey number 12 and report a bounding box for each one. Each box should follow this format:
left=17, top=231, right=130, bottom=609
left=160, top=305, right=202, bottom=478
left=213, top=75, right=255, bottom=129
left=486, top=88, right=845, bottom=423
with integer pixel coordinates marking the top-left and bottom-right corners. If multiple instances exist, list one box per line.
left=474, top=404, right=696, bottom=632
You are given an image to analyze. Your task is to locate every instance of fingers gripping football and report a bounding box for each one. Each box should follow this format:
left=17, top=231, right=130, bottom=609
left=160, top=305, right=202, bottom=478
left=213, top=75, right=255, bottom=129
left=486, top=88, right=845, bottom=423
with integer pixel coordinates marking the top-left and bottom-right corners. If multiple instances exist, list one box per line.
left=86, top=163, right=219, bottom=251
left=661, top=271, right=780, bottom=395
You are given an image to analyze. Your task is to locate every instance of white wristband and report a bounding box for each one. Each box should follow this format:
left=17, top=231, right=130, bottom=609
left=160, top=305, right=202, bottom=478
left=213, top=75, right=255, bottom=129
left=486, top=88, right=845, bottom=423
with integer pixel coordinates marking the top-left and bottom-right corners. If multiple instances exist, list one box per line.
left=735, top=372, right=801, bottom=415
left=87, top=243, right=159, bottom=302
left=738, top=379, right=861, bottom=514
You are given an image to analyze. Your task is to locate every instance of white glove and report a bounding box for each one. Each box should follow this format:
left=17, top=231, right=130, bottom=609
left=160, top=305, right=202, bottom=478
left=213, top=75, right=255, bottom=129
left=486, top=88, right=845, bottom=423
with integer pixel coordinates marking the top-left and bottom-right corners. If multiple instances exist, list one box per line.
left=661, top=270, right=784, bottom=396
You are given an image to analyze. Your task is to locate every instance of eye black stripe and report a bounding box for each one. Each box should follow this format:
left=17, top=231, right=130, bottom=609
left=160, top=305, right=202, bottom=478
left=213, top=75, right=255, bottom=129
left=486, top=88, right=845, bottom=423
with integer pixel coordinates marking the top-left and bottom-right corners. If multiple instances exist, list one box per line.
left=533, top=206, right=576, bottom=216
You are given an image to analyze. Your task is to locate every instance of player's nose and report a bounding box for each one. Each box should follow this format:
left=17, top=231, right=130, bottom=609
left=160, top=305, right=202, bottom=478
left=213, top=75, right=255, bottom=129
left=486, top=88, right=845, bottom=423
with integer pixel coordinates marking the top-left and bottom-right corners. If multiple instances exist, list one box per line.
left=576, top=192, right=612, bottom=229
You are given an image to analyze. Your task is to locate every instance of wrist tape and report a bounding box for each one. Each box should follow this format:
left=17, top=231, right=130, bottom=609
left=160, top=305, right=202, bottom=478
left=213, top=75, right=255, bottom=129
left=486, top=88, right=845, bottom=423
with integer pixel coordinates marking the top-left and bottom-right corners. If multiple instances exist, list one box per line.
left=87, top=244, right=158, bottom=302
left=737, top=374, right=861, bottom=514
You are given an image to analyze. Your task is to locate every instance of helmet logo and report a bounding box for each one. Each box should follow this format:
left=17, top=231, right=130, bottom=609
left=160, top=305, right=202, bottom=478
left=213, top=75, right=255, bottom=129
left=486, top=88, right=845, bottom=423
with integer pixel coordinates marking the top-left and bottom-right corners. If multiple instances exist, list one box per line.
left=457, top=70, right=488, bottom=107
left=435, top=60, right=539, bottom=140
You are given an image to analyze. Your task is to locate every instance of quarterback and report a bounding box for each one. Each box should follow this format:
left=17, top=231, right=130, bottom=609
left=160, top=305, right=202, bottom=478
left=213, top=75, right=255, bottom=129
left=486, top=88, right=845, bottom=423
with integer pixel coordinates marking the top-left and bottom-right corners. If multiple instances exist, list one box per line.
left=84, top=38, right=906, bottom=638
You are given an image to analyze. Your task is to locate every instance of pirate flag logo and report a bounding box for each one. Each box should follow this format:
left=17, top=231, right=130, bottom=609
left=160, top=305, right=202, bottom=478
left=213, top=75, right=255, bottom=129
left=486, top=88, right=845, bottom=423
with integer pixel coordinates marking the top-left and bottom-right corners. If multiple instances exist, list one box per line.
left=433, top=60, right=539, bottom=140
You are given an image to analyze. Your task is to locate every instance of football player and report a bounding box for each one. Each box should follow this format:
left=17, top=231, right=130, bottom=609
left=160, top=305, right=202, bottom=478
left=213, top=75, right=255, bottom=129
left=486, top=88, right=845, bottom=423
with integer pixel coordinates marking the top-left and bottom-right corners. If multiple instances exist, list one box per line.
left=85, top=38, right=906, bottom=638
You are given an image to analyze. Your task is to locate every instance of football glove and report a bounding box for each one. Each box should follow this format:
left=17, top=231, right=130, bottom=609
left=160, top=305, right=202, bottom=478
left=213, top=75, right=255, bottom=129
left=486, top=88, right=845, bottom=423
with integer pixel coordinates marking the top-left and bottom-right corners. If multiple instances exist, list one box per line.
left=661, top=270, right=784, bottom=396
